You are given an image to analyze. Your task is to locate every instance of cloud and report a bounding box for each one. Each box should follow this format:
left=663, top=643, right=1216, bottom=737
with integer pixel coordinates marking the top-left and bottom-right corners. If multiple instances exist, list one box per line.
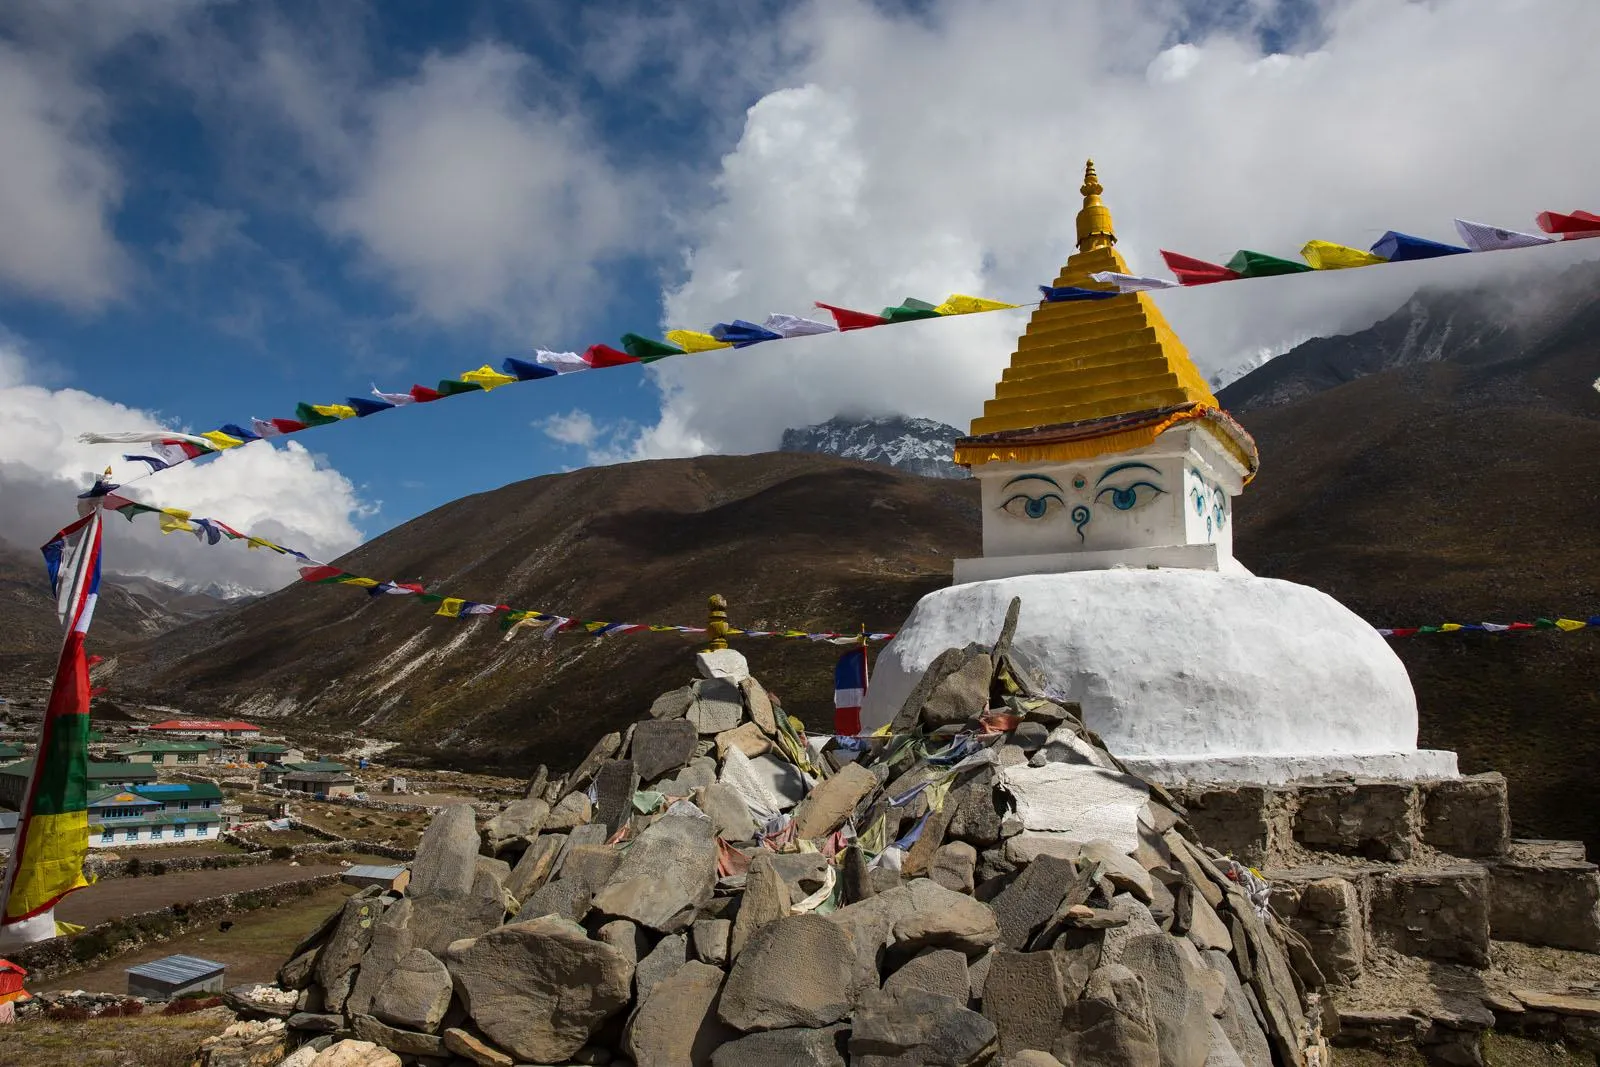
left=539, top=410, right=602, bottom=449
left=0, top=335, right=367, bottom=594
left=0, top=40, right=127, bottom=308
left=322, top=44, right=645, bottom=333
left=608, top=0, right=1600, bottom=459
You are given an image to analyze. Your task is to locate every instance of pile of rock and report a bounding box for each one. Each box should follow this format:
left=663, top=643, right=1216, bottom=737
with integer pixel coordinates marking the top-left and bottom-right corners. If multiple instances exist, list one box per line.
left=228, top=600, right=1323, bottom=1066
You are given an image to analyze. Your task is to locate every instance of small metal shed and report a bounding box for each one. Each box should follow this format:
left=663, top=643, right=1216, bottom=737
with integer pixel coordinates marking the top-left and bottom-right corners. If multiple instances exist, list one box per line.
left=126, top=954, right=225, bottom=1000
left=342, top=864, right=409, bottom=892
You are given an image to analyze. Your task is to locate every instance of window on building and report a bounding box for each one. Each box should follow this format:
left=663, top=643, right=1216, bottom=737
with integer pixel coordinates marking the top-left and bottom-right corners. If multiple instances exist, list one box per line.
left=124, top=830, right=138, bottom=842
left=197, top=824, right=210, bottom=836
left=174, top=825, right=186, bottom=838
left=151, top=827, right=163, bottom=840
left=100, top=830, right=113, bottom=843
left=178, top=754, right=196, bottom=763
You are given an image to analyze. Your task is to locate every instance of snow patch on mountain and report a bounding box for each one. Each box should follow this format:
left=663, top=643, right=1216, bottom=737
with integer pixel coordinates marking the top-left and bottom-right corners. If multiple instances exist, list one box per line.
left=780, top=415, right=967, bottom=479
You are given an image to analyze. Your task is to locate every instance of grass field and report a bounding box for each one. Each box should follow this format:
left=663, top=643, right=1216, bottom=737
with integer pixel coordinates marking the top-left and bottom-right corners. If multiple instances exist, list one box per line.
left=41, top=881, right=357, bottom=993
left=0, top=1007, right=238, bottom=1067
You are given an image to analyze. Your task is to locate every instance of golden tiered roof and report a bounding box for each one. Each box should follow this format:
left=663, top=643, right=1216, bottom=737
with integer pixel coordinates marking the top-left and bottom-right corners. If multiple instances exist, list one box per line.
left=955, top=162, right=1258, bottom=477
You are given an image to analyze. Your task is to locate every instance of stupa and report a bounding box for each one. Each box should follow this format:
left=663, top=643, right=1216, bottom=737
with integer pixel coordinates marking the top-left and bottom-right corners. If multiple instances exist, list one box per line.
left=861, top=162, right=1458, bottom=786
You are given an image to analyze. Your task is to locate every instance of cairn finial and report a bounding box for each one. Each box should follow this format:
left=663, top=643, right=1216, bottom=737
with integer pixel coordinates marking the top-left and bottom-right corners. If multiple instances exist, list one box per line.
left=706, top=594, right=730, bottom=651
left=1075, top=158, right=1116, bottom=251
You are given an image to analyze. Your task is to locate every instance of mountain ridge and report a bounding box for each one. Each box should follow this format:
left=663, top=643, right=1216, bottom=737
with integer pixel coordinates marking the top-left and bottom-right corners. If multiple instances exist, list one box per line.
left=781, top=414, right=965, bottom=479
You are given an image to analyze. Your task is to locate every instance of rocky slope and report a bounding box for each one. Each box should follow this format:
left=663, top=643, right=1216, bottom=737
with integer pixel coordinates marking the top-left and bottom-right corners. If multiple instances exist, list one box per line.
left=782, top=415, right=966, bottom=479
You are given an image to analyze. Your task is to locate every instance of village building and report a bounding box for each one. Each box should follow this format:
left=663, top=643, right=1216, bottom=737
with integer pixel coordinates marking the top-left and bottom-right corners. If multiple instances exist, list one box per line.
left=862, top=161, right=1456, bottom=788
left=0, top=758, right=157, bottom=810
left=126, top=955, right=225, bottom=1000
left=244, top=742, right=299, bottom=764
left=113, top=739, right=222, bottom=766
left=259, top=758, right=346, bottom=789
left=87, top=781, right=226, bottom=847
left=141, top=719, right=261, bottom=741
left=0, top=742, right=21, bottom=761
left=280, top=769, right=359, bottom=798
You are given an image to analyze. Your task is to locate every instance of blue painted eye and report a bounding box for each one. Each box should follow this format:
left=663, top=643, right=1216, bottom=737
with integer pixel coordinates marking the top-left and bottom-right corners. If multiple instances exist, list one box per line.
left=1096, top=481, right=1164, bottom=511
left=1001, top=492, right=1065, bottom=520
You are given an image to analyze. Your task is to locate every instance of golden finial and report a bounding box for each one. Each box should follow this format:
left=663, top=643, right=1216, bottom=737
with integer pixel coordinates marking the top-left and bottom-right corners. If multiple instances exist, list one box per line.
left=1075, top=159, right=1116, bottom=252
left=706, top=594, right=730, bottom=651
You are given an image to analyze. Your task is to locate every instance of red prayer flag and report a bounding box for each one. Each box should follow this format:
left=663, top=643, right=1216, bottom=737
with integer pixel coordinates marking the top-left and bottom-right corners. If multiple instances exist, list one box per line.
left=582, top=344, right=640, bottom=368
left=1507, top=621, right=1535, bottom=631
left=409, top=385, right=444, bottom=403
left=298, top=565, right=343, bottom=583
left=815, top=302, right=890, bottom=331
left=269, top=418, right=309, bottom=434
left=1160, top=251, right=1243, bottom=286
left=1535, top=210, right=1600, bottom=238
left=1389, top=627, right=1419, bottom=638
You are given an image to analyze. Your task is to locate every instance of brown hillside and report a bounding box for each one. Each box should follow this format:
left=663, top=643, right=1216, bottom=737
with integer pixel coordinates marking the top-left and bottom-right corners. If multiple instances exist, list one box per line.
left=106, top=454, right=981, bottom=768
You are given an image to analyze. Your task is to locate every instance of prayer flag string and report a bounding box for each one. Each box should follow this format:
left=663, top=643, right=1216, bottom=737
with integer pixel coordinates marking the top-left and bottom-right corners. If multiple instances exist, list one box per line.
left=72, top=488, right=1599, bottom=645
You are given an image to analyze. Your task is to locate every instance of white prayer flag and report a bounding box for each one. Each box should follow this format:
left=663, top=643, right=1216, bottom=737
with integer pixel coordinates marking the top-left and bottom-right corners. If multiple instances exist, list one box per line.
left=1453, top=219, right=1554, bottom=253
left=371, top=385, right=416, bottom=405
left=762, top=313, right=837, bottom=338
left=535, top=349, right=590, bottom=374
left=1089, top=271, right=1180, bottom=292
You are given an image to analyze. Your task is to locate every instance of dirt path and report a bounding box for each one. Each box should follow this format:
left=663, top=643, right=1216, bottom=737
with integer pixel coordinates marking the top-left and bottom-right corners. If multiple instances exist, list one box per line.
left=56, top=861, right=345, bottom=928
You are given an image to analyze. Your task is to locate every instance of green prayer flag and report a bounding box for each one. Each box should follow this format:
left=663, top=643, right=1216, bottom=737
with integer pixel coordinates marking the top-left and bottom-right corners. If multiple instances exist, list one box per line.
left=880, top=297, right=943, bottom=323
left=294, top=402, right=341, bottom=427
left=1225, top=250, right=1313, bottom=278
left=620, top=333, right=686, bottom=362
left=1534, top=617, right=1556, bottom=629
left=435, top=379, right=484, bottom=397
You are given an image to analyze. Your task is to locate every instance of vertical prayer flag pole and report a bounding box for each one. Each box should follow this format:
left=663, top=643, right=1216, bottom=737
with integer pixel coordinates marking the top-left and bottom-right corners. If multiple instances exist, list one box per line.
left=0, top=510, right=103, bottom=948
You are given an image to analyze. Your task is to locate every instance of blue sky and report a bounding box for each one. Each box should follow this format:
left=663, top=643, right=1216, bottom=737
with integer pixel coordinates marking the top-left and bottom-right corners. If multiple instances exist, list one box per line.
left=2, top=0, right=1596, bottom=592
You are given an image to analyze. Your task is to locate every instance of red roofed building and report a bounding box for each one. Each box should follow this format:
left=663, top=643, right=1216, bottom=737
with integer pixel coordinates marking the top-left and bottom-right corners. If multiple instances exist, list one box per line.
left=144, top=719, right=262, bottom=740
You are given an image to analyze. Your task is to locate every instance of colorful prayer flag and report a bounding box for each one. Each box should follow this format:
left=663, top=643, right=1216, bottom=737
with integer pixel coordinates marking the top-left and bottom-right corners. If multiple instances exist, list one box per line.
left=1225, top=250, right=1312, bottom=278
left=1369, top=232, right=1468, bottom=262
left=434, top=379, right=484, bottom=397
left=1535, top=210, right=1600, bottom=238
left=759, top=315, right=835, bottom=338
left=501, top=357, right=556, bottom=381
left=619, top=335, right=686, bottom=362
left=1, top=513, right=102, bottom=945
left=582, top=344, right=639, bottom=368
left=460, top=365, right=518, bottom=391
left=813, top=304, right=889, bottom=331
left=710, top=320, right=784, bottom=346
left=665, top=330, right=734, bottom=351
left=1452, top=220, right=1554, bottom=252
left=1087, top=271, right=1180, bottom=293
left=834, top=647, right=868, bottom=737
left=1300, top=241, right=1387, bottom=270
left=1160, top=251, right=1243, bottom=285
left=933, top=295, right=1019, bottom=315
left=879, top=298, right=942, bottom=323
left=1039, top=286, right=1119, bottom=302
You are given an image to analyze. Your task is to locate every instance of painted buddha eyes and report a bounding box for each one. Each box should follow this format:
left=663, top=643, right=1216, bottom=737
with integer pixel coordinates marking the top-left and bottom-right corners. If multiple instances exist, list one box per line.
left=1001, top=491, right=1066, bottom=520
left=1093, top=461, right=1165, bottom=512
left=998, top=464, right=1166, bottom=525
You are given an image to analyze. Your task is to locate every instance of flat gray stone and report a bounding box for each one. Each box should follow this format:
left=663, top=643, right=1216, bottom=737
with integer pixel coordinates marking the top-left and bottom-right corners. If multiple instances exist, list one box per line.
left=352, top=1013, right=448, bottom=1057
left=409, top=805, right=481, bottom=898
left=694, top=781, right=758, bottom=841
left=633, top=718, right=699, bottom=783
left=370, top=948, right=452, bottom=1033
left=849, top=986, right=999, bottom=1066
left=688, top=678, right=744, bottom=735
left=656, top=755, right=719, bottom=798
left=649, top=685, right=695, bottom=720
left=594, top=759, right=640, bottom=836
left=345, top=896, right=413, bottom=1017
left=693, top=918, right=732, bottom=967
left=506, top=832, right=565, bottom=904
left=591, top=813, right=717, bottom=931
left=446, top=915, right=633, bottom=1064
left=625, top=959, right=734, bottom=1067
left=883, top=948, right=970, bottom=1003
left=719, top=915, right=855, bottom=1032
left=635, top=932, right=688, bottom=1002
left=315, top=893, right=382, bottom=1012
left=483, top=798, right=549, bottom=855
left=711, top=1024, right=848, bottom=1067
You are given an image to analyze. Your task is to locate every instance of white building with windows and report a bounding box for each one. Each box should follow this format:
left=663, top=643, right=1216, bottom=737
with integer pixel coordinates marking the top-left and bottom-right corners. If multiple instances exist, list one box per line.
left=87, top=781, right=226, bottom=847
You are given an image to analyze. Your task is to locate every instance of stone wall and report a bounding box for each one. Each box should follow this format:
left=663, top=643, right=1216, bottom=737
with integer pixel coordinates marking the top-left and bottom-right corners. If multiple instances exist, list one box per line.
left=10, top=874, right=342, bottom=981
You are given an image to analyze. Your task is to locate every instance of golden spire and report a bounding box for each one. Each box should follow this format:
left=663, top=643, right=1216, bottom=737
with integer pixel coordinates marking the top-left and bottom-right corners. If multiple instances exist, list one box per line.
left=954, top=157, right=1257, bottom=477
left=1075, top=159, right=1116, bottom=252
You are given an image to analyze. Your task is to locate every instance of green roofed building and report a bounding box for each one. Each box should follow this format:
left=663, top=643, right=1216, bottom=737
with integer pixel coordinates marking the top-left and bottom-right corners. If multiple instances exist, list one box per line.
left=0, top=742, right=22, bottom=761
left=87, top=783, right=225, bottom=848
left=0, top=758, right=157, bottom=810
left=113, top=739, right=223, bottom=767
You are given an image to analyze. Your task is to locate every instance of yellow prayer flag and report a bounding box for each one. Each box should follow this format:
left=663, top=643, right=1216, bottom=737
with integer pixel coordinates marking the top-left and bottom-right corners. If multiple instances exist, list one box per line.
left=934, top=294, right=1019, bottom=316
left=665, top=330, right=732, bottom=352
left=1555, top=618, right=1587, bottom=631
left=1440, top=623, right=1463, bottom=632
left=338, top=576, right=380, bottom=588
left=200, top=431, right=246, bottom=450
left=1300, top=240, right=1386, bottom=270
left=461, top=365, right=517, bottom=391
left=871, top=722, right=892, bottom=738
left=435, top=598, right=465, bottom=618
left=246, top=537, right=274, bottom=551
left=925, top=773, right=954, bottom=813
left=859, top=812, right=889, bottom=855
left=157, top=509, right=194, bottom=534
left=311, top=403, right=358, bottom=420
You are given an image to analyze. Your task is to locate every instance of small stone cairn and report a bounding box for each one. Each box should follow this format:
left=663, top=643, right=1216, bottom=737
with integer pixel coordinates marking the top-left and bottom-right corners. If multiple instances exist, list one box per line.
left=221, top=598, right=1326, bottom=1067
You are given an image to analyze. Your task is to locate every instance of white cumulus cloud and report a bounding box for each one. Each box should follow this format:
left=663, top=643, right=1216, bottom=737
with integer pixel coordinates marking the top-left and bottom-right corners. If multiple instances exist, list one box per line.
left=0, top=336, right=367, bottom=594
left=539, top=409, right=601, bottom=448
left=602, top=0, right=1600, bottom=462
